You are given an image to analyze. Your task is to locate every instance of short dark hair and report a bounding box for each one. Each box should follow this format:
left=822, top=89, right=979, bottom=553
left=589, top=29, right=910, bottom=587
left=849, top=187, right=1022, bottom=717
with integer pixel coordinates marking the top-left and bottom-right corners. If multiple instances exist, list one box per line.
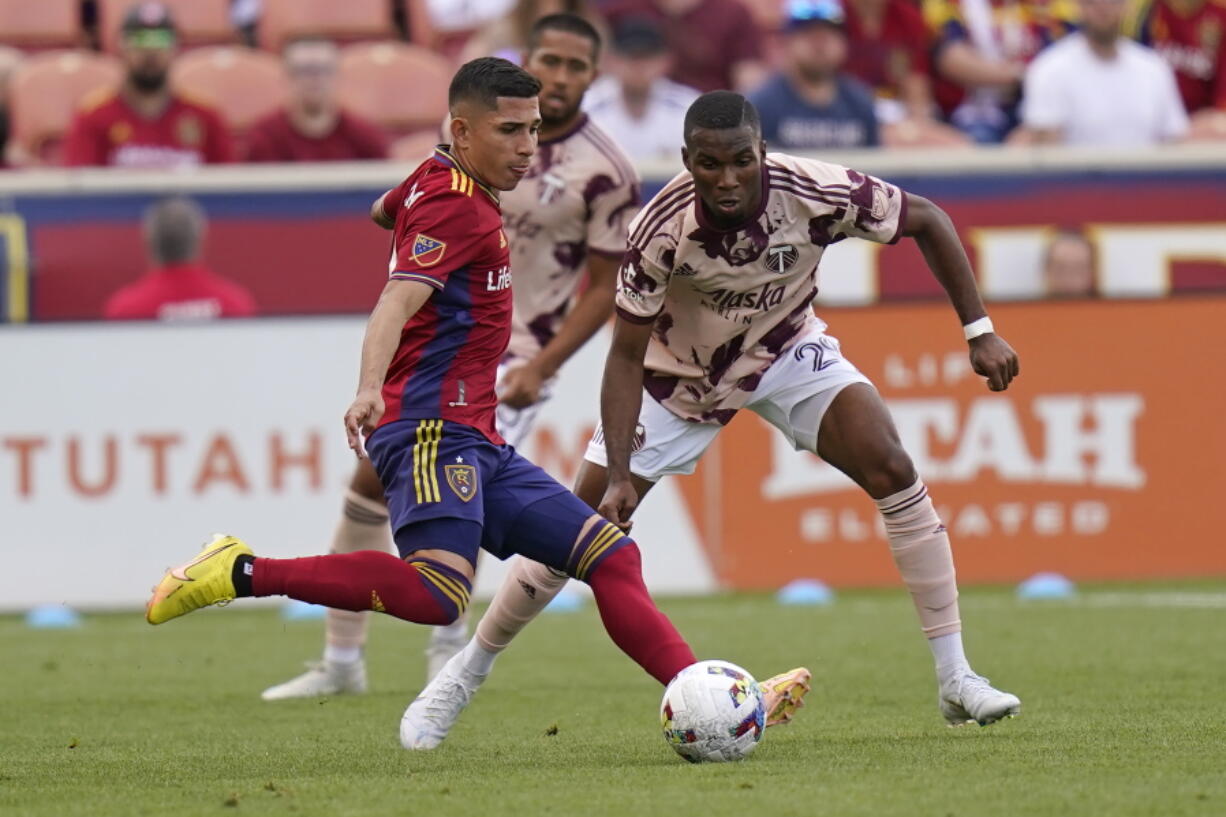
left=144, top=196, right=205, bottom=265
left=683, top=91, right=762, bottom=143
left=528, top=13, right=602, bottom=62
left=449, top=57, right=542, bottom=112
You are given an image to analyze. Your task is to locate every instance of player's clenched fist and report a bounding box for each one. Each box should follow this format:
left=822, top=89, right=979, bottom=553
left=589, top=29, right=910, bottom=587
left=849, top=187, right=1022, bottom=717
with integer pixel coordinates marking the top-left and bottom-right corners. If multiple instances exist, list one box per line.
left=969, top=334, right=1020, bottom=392
left=598, top=479, right=638, bottom=532
left=344, top=389, right=385, bottom=458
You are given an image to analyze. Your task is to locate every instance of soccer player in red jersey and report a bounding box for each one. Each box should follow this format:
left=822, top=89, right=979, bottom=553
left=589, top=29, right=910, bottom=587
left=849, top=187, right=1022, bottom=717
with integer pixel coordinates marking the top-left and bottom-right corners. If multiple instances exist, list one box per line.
left=144, top=58, right=810, bottom=748
left=104, top=196, right=256, bottom=321
left=63, top=3, right=233, bottom=169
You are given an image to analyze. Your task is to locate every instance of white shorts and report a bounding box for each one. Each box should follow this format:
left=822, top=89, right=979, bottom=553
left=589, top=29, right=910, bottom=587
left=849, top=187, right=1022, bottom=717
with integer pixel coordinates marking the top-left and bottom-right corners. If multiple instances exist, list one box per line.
left=584, top=326, right=870, bottom=481
left=494, top=360, right=553, bottom=449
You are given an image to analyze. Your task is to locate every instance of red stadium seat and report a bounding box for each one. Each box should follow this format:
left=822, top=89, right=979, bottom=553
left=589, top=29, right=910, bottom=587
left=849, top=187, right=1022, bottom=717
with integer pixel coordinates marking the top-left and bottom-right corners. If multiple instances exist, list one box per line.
left=259, top=0, right=395, bottom=53
left=337, top=42, right=450, bottom=135
left=0, top=0, right=82, bottom=50
left=170, top=46, right=287, bottom=133
left=8, top=50, right=123, bottom=164
left=96, top=0, right=237, bottom=53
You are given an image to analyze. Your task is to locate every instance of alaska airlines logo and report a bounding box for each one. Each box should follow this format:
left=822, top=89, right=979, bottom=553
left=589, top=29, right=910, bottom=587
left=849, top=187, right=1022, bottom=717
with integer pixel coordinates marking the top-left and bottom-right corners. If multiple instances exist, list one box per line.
left=700, top=282, right=787, bottom=313
left=486, top=266, right=512, bottom=291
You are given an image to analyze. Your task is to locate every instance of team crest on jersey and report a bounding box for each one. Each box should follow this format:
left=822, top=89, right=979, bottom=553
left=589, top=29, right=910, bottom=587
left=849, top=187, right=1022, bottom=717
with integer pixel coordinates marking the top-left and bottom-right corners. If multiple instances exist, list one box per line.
left=765, top=244, right=798, bottom=274
left=411, top=234, right=447, bottom=267
left=444, top=464, right=478, bottom=502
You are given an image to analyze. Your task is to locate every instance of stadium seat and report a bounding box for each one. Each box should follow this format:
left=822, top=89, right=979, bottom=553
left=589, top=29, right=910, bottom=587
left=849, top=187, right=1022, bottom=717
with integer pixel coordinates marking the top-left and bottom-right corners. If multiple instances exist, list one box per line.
left=97, top=0, right=237, bottom=53
left=170, top=47, right=287, bottom=133
left=8, top=50, right=123, bottom=164
left=337, top=42, right=450, bottom=135
left=0, top=0, right=82, bottom=50
left=390, top=130, right=441, bottom=164
left=259, top=0, right=395, bottom=53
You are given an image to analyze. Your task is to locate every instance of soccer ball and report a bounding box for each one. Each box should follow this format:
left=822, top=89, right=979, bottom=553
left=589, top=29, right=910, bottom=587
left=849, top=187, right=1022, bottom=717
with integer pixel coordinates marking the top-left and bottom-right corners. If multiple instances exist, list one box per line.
left=659, top=660, right=766, bottom=763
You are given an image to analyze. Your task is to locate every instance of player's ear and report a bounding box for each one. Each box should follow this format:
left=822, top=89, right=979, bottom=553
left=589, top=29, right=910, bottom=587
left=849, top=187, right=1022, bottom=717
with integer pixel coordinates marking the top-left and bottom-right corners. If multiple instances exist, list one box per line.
left=681, top=145, right=691, bottom=172
left=449, top=114, right=469, bottom=150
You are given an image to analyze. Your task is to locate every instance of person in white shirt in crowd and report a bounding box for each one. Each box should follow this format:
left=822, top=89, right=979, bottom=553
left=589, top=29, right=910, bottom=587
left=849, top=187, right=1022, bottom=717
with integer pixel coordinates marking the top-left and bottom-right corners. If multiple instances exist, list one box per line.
left=583, top=17, right=699, bottom=161
left=1013, top=0, right=1187, bottom=146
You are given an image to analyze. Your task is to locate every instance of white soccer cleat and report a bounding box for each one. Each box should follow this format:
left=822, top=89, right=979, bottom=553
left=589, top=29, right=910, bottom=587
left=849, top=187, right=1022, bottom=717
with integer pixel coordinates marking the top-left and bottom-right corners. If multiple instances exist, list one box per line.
left=260, top=660, right=368, bottom=701
left=400, top=651, right=486, bottom=750
left=939, top=671, right=1021, bottom=726
left=424, top=619, right=470, bottom=684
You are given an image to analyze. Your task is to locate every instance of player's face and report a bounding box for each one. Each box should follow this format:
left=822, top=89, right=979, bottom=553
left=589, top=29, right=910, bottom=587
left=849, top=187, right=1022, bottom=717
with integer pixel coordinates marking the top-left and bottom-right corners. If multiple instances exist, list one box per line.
left=523, top=29, right=597, bottom=127
left=452, top=96, right=541, bottom=191
left=786, top=24, right=847, bottom=80
left=682, top=126, right=767, bottom=226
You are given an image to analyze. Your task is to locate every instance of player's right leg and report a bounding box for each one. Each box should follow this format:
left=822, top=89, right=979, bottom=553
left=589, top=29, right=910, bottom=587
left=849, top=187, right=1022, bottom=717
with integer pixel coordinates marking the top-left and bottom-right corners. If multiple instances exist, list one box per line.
left=261, top=460, right=391, bottom=700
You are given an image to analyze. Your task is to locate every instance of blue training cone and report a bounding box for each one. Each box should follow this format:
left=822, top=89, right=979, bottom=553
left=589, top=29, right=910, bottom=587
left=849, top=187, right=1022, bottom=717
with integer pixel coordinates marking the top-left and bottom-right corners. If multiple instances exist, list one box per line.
left=281, top=600, right=328, bottom=621
left=25, top=604, right=82, bottom=629
left=776, top=578, right=835, bottom=606
left=1016, top=572, right=1077, bottom=600
left=544, top=587, right=585, bottom=613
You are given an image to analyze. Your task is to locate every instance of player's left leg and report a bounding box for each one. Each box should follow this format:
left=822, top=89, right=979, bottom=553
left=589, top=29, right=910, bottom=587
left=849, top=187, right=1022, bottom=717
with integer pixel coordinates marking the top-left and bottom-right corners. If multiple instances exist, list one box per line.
left=808, top=383, right=1021, bottom=726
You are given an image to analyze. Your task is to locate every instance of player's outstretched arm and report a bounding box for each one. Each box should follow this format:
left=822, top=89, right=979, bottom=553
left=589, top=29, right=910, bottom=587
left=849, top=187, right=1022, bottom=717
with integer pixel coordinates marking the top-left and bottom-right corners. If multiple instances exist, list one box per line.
left=598, top=315, right=654, bottom=526
left=370, top=191, right=395, bottom=230
left=501, top=253, right=620, bottom=409
left=902, top=192, right=1019, bottom=392
left=344, top=280, right=434, bottom=454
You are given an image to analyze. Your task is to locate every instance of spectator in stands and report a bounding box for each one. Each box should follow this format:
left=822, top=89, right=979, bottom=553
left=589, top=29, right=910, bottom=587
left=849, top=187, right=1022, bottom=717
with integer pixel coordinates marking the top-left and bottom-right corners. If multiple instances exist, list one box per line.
left=1015, top=0, right=1187, bottom=145
left=245, top=38, right=388, bottom=163
left=1042, top=229, right=1096, bottom=298
left=602, top=0, right=768, bottom=92
left=1132, top=0, right=1226, bottom=140
left=925, top=0, right=1077, bottom=143
left=583, top=17, right=698, bottom=160
left=749, top=0, right=879, bottom=150
left=462, top=0, right=598, bottom=63
left=0, top=46, right=23, bottom=169
left=63, top=2, right=233, bottom=168
left=841, top=0, right=968, bottom=145
left=105, top=196, right=256, bottom=321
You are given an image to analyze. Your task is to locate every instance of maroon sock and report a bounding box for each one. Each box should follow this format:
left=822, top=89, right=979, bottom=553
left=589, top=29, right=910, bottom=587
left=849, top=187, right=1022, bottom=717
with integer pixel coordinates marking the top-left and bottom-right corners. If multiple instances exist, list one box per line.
left=587, top=543, right=696, bottom=685
left=251, top=551, right=453, bottom=625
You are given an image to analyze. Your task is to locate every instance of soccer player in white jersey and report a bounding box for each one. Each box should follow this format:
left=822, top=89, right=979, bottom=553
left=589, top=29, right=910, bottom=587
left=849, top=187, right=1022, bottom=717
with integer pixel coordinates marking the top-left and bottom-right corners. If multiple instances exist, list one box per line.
left=262, top=13, right=642, bottom=699
left=404, top=90, right=1022, bottom=748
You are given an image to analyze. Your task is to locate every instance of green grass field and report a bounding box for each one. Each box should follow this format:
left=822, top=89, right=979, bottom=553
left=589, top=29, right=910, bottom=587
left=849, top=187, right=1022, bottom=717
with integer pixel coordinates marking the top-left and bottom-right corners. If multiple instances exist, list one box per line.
left=4, top=584, right=1225, bottom=817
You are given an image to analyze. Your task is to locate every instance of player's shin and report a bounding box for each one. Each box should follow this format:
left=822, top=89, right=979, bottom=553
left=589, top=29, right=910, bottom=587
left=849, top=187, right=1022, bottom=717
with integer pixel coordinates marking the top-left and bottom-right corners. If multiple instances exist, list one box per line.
left=585, top=542, right=696, bottom=685
left=471, top=557, right=568, bottom=662
left=876, top=479, right=970, bottom=681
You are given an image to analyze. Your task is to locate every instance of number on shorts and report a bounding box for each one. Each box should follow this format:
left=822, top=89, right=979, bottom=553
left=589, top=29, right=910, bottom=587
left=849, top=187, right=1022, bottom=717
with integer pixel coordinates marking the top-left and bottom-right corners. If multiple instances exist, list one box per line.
left=793, top=337, right=841, bottom=372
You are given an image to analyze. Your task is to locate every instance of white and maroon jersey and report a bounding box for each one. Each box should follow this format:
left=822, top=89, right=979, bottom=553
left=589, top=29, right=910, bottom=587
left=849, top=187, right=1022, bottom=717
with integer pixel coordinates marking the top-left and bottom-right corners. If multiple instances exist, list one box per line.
left=500, top=114, right=640, bottom=361
left=615, top=152, right=907, bottom=424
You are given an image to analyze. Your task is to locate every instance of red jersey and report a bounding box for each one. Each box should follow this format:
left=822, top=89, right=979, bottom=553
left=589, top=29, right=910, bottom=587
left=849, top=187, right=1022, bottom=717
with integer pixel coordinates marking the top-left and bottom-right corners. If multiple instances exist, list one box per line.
left=843, top=0, right=934, bottom=101
left=1136, top=0, right=1226, bottom=111
left=377, top=147, right=512, bottom=444
left=103, top=263, right=257, bottom=320
left=244, top=109, right=389, bottom=163
left=63, top=91, right=234, bottom=168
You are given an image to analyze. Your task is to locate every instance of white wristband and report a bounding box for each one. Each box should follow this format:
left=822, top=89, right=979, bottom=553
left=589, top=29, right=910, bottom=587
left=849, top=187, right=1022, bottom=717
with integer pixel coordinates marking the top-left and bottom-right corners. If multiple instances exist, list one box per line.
left=963, top=316, right=994, bottom=341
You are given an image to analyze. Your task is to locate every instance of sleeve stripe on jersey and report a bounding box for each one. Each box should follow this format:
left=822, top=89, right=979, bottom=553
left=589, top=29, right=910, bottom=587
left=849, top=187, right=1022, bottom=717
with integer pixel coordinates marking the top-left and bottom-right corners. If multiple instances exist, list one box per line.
left=767, top=167, right=851, bottom=194
left=391, top=271, right=445, bottom=289
left=628, top=185, right=695, bottom=248
left=580, top=125, right=639, bottom=187
left=771, top=182, right=848, bottom=209
left=616, top=305, right=659, bottom=324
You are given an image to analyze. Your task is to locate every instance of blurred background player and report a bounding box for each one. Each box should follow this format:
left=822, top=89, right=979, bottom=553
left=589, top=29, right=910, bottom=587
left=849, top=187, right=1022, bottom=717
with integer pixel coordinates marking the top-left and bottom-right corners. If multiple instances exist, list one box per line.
left=1131, top=0, right=1226, bottom=140
left=1041, top=228, right=1097, bottom=298
left=104, top=196, right=256, bottom=321
left=63, top=2, right=233, bottom=168
left=244, top=38, right=388, bottom=163
left=749, top=0, right=880, bottom=150
left=583, top=17, right=699, bottom=161
left=145, top=58, right=809, bottom=749
left=408, top=91, right=1022, bottom=748
left=260, top=13, right=642, bottom=700
left=1015, top=0, right=1188, bottom=145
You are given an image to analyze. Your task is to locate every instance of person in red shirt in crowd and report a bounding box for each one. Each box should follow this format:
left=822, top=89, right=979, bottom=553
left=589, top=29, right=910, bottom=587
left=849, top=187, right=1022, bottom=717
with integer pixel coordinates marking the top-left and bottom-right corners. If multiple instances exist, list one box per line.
left=601, top=0, right=768, bottom=92
left=1132, top=0, right=1226, bottom=139
left=244, top=38, right=389, bottom=163
left=104, top=196, right=256, bottom=321
left=63, top=2, right=233, bottom=169
left=839, top=0, right=968, bottom=145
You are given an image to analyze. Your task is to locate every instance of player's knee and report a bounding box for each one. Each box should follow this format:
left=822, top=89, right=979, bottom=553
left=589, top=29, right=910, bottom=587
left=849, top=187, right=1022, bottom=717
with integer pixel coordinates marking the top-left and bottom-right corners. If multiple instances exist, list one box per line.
left=407, top=556, right=472, bottom=625
left=862, top=447, right=917, bottom=499
left=585, top=540, right=641, bottom=584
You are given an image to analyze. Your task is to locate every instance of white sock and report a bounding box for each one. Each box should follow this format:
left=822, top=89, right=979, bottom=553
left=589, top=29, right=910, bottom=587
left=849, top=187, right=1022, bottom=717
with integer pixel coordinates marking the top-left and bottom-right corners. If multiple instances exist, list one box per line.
left=323, top=644, right=362, bottom=665
left=929, top=632, right=970, bottom=684
left=459, top=636, right=498, bottom=677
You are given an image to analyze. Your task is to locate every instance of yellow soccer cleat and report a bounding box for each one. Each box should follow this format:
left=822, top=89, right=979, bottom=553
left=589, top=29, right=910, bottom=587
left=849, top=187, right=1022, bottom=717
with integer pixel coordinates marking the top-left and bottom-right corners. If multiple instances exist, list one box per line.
left=760, top=667, right=812, bottom=727
left=145, top=534, right=253, bottom=625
